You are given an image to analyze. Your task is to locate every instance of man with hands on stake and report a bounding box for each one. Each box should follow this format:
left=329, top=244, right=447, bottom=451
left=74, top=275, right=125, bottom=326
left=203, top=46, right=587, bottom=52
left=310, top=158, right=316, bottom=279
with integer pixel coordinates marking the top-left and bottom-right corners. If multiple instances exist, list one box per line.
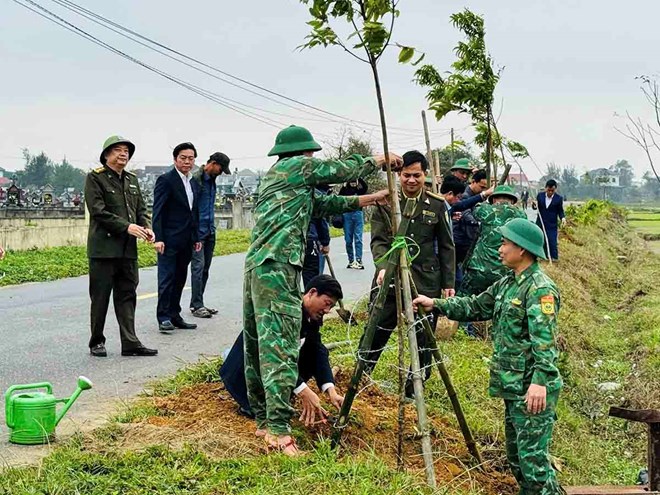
left=413, top=218, right=564, bottom=495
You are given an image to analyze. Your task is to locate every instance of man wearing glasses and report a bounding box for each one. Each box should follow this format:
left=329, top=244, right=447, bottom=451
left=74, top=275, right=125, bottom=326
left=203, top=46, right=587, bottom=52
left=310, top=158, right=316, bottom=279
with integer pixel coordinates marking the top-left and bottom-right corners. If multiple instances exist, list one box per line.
left=153, top=142, right=202, bottom=333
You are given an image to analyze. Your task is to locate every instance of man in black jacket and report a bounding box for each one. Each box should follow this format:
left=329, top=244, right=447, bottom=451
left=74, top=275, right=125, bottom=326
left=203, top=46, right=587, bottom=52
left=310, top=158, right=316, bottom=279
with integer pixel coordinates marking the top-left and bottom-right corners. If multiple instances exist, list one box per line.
left=152, top=142, right=202, bottom=332
left=220, top=275, right=344, bottom=428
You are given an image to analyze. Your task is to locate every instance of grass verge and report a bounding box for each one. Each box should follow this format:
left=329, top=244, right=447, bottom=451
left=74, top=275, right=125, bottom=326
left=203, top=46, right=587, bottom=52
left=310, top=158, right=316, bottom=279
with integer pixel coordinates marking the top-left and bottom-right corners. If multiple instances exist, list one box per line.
left=0, top=230, right=252, bottom=287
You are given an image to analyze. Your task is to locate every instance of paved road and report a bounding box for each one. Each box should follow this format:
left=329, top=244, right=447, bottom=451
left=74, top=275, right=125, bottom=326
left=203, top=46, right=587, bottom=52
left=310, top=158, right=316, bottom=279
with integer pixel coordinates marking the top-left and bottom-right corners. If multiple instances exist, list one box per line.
left=0, top=235, right=374, bottom=430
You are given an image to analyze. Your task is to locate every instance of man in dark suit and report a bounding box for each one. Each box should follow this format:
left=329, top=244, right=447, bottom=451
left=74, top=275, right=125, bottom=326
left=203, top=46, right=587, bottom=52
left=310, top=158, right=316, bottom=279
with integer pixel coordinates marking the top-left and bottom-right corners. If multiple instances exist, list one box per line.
left=220, top=275, right=344, bottom=428
left=532, top=179, right=566, bottom=261
left=152, top=142, right=202, bottom=332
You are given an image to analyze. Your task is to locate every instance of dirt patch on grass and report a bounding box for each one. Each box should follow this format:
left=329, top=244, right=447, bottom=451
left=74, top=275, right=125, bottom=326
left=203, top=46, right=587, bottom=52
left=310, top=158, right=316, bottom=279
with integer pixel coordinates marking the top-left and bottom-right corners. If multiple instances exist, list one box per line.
left=110, top=371, right=517, bottom=495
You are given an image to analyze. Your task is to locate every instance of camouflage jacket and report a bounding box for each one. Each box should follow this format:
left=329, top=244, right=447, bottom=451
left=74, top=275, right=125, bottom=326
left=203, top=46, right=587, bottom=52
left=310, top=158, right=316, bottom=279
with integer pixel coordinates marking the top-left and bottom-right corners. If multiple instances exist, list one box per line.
left=84, top=165, right=150, bottom=259
left=463, top=203, right=527, bottom=278
left=245, top=154, right=377, bottom=271
left=371, top=189, right=455, bottom=295
left=435, top=262, right=562, bottom=399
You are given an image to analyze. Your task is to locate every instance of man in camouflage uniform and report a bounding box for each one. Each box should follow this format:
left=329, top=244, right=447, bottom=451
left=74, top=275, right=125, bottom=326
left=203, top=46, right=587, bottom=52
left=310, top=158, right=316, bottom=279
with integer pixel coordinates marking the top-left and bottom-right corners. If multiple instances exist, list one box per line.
left=414, top=218, right=564, bottom=495
left=366, top=150, right=455, bottom=395
left=459, top=184, right=527, bottom=297
left=243, top=125, right=397, bottom=455
left=84, top=136, right=158, bottom=357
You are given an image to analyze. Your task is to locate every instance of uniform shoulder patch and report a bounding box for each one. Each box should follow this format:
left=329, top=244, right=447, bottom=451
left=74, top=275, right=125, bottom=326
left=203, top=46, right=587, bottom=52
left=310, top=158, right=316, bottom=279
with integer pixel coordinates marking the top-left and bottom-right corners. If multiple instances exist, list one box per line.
left=425, top=191, right=445, bottom=202
left=93, top=166, right=105, bottom=173
left=540, top=294, right=555, bottom=315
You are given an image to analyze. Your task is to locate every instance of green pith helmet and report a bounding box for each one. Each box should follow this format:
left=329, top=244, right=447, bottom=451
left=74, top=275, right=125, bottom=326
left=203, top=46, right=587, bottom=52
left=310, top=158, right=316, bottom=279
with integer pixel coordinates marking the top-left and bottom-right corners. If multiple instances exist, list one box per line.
left=450, top=157, right=472, bottom=171
left=100, top=135, right=135, bottom=165
left=267, top=125, right=322, bottom=157
left=498, top=218, right=547, bottom=260
left=424, top=175, right=433, bottom=185
left=489, top=184, right=518, bottom=204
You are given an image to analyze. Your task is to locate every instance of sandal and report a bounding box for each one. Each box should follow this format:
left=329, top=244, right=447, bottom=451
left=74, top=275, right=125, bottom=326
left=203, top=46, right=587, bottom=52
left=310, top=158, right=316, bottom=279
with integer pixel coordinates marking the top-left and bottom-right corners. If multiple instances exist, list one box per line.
left=191, top=307, right=212, bottom=318
left=264, top=434, right=303, bottom=457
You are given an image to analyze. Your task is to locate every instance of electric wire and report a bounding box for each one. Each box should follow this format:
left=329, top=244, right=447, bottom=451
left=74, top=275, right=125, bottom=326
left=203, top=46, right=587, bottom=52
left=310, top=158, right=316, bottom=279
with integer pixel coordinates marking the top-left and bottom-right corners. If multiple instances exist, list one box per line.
left=44, top=0, right=450, bottom=137
left=10, top=0, right=289, bottom=129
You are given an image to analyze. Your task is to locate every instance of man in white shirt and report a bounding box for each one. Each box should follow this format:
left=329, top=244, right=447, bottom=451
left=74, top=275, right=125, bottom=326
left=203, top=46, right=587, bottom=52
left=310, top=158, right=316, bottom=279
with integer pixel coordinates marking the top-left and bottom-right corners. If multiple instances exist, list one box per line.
left=152, top=142, right=202, bottom=332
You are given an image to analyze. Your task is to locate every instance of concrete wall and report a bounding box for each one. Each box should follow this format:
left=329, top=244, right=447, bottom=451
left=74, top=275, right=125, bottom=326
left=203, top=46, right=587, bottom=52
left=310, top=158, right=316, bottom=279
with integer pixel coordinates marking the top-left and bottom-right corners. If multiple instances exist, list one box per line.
left=0, top=201, right=255, bottom=251
left=0, top=217, right=88, bottom=250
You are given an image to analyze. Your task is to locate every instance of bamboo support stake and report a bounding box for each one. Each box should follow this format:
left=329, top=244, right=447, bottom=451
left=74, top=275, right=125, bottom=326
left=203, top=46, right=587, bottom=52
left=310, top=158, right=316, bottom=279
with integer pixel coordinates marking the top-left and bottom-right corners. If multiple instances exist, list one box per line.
left=422, top=110, right=439, bottom=193
left=399, top=200, right=436, bottom=486
left=408, top=276, right=483, bottom=464
left=331, top=210, right=413, bottom=447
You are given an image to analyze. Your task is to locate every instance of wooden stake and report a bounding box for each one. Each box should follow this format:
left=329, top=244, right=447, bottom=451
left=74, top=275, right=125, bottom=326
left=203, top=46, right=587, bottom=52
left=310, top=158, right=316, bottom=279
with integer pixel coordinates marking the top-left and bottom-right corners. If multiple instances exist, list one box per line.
left=422, top=110, right=439, bottom=193
left=400, top=199, right=436, bottom=487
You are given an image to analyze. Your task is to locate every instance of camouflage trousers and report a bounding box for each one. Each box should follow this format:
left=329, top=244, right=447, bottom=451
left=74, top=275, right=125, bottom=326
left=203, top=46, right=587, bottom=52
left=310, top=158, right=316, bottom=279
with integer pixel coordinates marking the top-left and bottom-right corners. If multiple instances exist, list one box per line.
left=243, top=260, right=302, bottom=435
left=504, top=391, right=565, bottom=495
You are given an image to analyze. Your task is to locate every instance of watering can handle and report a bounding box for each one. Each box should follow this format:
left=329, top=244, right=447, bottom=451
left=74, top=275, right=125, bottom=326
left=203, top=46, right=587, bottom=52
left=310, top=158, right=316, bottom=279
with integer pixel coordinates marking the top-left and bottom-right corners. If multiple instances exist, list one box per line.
left=4, top=382, right=53, bottom=429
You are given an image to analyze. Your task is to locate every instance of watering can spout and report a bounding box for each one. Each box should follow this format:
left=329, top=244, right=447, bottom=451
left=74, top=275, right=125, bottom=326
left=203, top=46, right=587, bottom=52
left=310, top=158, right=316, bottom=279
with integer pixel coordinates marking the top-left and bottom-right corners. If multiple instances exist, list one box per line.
left=54, top=376, right=93, bottom=426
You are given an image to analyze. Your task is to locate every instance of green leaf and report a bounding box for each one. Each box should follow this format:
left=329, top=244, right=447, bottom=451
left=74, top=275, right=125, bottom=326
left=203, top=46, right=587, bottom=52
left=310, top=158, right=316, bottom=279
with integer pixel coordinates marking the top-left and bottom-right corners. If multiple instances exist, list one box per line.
left=411, top=52, right=425, bottom=66
left=398, top=46, right=414, bottom=64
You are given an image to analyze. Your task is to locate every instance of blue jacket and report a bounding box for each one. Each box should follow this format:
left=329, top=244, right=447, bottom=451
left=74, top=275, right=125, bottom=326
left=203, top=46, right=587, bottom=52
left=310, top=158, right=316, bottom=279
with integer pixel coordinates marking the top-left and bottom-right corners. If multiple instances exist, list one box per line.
left=535, top=192, right=565, bottom=231
left=191, top=168, right=217, bottom=239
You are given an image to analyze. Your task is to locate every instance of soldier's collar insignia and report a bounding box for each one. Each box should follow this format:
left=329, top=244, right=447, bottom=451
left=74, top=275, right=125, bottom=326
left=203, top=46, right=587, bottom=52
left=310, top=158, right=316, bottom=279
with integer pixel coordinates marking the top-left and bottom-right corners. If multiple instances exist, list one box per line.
left=424, top=197, right=430, bottom=204
left=540, top=295, right=555, bottom=315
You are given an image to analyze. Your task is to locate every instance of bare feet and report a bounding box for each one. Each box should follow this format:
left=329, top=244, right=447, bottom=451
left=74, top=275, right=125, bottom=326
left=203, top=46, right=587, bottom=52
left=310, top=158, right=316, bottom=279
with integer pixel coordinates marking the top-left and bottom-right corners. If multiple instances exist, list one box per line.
left=264, top=433, right=303, bottom=457
left=255, top=428, right=267, bottom=438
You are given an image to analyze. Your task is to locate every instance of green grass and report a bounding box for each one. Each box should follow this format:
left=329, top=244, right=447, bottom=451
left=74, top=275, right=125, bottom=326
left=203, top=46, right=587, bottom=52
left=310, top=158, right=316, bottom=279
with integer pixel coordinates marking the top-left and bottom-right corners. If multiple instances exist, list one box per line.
left=0, top=230, right=252, bottom=287
left=0, top=441, right=431, bottom=495
left=629, top=220, right=660, bottom=234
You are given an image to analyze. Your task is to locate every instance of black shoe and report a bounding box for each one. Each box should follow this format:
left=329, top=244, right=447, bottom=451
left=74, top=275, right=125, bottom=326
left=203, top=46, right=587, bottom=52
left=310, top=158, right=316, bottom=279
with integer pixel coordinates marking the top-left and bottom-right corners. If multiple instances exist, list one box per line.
left=346, top=262, right=354, bottom=269
left=172, top=318, right=197, bottom=329
left=122, top=346, right=158, bottom=356
left=90, top=343, right=107, bottom=357
left=355, top=260, right=365, bottom=270
left=159, top=320, right=175, bottom=333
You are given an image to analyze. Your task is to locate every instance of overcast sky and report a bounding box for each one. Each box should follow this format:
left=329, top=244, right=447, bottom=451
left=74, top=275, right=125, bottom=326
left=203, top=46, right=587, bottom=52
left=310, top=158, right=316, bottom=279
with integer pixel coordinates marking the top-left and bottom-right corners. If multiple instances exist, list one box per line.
left=1, top=0, right=659, bottom=181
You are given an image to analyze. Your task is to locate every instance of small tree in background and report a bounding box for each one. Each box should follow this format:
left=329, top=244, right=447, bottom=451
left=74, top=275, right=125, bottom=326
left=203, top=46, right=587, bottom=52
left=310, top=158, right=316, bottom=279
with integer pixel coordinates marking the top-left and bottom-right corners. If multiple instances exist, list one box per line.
left=412, top=9, right=526, bottom=182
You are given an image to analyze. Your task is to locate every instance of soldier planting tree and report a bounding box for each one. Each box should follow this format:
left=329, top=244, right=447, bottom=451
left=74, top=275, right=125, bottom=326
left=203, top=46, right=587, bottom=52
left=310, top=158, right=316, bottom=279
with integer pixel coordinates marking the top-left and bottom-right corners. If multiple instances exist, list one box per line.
left=414, top=218, right=564, bottom=495
left=242, top=124, right=400, bottom=456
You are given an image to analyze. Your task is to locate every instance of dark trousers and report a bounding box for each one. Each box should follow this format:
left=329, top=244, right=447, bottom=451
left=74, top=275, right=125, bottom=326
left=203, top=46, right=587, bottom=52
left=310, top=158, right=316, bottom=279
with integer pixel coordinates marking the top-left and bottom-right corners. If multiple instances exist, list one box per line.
left=157, top=246, right=193, bottom=323
left=362, top=283, right=434, bottom=385
left=302, top=239, right=322, bottom=289
left=88, top=258, right=142, bottom=350
left=190, top=234, right=216, bottom=310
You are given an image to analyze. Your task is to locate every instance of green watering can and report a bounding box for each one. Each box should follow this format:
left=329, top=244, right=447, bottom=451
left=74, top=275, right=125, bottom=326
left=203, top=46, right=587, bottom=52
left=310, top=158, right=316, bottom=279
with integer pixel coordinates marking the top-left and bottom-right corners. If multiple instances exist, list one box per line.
left=4, top=376, right=93, bottom=445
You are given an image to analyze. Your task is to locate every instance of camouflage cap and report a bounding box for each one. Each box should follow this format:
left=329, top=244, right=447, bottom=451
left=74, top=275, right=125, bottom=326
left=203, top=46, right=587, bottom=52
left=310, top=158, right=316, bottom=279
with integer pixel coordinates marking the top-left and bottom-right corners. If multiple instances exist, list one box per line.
left=498, top=218, right=547, bottom=260
left=268, top=125, right=322, bottom=157
left=100, top=135, right=135, bottom=165
left=488, top=184, right=518, bottom=204
left=450, top=157, right=472, bottom=172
